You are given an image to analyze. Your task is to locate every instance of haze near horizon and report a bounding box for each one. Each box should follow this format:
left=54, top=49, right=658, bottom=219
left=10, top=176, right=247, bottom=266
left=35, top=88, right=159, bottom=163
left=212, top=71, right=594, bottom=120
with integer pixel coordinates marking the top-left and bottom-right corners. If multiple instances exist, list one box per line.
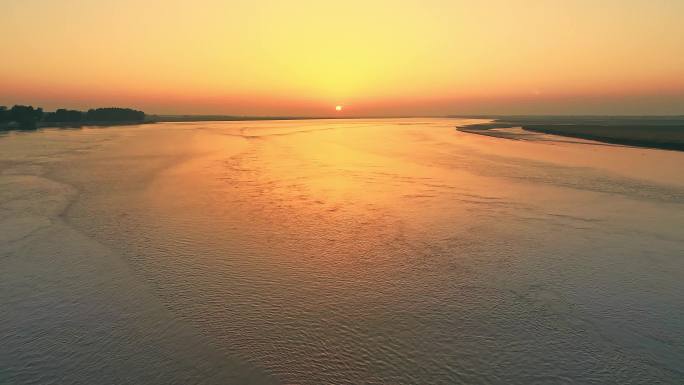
left=2, top=0, right=683, bottom=116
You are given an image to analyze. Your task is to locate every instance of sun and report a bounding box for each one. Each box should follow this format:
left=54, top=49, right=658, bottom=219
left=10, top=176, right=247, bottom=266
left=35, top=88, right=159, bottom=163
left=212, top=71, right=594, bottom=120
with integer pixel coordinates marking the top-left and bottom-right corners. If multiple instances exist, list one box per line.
left=335, top=105, right=343, bottom=111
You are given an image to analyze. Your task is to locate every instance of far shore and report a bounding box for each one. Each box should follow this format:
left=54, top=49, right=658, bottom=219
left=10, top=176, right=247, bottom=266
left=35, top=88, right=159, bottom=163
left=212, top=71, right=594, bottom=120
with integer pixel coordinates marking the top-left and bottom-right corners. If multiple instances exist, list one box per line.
left=0, top=121, right=154, bottom=131
left=0, top=115, right=331, bottom=132
left=4, top=114, right=684, bottom=154
left=0, top=114, right=399, bottom=132
left=456, top=116, right=684, bottom=152
left=150, top=114, right=335, bottom=122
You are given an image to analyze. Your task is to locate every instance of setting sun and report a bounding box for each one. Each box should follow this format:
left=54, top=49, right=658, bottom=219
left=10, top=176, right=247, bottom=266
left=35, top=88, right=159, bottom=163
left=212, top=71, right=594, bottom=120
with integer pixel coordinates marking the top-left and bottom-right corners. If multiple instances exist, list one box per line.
left=335, top=105, right=343, bottom=111
left=2, top=1, right=683, bottom=115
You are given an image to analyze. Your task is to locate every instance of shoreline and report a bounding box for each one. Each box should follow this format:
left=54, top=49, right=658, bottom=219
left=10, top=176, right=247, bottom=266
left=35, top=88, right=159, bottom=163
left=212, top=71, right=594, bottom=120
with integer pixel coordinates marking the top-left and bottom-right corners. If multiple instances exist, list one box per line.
left=0, top=120, right=153, bottom=131
left=457, top=118, right=684, bottom=152
left=0, top=116, right=374, bottom=132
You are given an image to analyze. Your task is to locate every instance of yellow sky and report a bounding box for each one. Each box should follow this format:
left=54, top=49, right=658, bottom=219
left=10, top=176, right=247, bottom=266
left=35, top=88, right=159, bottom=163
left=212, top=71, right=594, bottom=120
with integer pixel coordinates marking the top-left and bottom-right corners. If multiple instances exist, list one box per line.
left=2, top=0, right=683, bottom=115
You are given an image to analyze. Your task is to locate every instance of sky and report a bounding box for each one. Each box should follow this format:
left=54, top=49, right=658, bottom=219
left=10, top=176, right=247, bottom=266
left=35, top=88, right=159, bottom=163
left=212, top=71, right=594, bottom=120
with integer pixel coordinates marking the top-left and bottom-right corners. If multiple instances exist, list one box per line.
left=2, top=0, right=683, bottom=116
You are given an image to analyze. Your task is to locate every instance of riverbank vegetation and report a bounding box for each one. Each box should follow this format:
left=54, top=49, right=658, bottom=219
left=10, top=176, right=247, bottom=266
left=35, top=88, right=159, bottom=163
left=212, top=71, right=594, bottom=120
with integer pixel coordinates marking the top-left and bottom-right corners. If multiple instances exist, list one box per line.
left=0, top=105, right=146, bottom=130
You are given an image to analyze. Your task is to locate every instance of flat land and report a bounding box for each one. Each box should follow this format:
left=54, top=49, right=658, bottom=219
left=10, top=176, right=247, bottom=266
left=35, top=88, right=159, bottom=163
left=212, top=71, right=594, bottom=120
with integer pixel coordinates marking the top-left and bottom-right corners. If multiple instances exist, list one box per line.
left=457, top=116, right=684, bottom=151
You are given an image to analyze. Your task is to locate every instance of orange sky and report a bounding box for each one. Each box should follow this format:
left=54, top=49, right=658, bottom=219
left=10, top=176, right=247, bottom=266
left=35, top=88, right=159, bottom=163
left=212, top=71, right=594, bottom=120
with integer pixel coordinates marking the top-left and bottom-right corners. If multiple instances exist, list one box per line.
left=2, top=0, right=683, bottom=115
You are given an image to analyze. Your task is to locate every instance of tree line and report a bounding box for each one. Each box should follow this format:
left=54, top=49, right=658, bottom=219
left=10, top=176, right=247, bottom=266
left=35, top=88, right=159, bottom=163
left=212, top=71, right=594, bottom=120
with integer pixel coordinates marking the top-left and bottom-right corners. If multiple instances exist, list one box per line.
left=0, top=105, right=146, bottom=129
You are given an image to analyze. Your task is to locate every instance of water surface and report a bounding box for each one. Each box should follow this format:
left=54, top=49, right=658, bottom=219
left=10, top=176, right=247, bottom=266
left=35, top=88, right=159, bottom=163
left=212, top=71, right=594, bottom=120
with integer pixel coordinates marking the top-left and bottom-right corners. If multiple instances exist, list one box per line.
left=2, top=119, right=683, bottom=384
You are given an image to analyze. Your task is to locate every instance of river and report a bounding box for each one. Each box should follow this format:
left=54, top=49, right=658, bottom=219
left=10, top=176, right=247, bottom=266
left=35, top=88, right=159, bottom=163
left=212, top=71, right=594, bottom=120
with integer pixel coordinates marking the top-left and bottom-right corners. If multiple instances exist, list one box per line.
left=2, top=119, right=683, bottom=384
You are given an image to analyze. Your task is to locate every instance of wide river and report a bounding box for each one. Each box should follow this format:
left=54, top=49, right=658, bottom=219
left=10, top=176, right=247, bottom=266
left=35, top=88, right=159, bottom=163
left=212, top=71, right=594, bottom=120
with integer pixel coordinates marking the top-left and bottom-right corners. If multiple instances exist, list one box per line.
left=1, top=119, right=683, bottom=384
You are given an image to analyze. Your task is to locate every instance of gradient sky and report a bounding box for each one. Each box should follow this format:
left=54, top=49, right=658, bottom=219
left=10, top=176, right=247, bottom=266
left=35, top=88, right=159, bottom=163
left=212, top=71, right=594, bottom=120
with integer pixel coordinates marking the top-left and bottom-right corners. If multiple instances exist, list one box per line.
left=2, top=0, right=683, bottom=115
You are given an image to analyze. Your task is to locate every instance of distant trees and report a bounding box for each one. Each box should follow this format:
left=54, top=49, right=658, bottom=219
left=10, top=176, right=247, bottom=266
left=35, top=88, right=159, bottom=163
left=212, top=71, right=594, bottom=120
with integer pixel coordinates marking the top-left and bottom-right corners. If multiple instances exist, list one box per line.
left=44, top=109, right=84, bottom=122
left=11, top=105, right=44, bottom=123
left=0, top=105, right=146, bottom=130
left=86, top=108, right=144, bottom=122
left=0, top=105, right=44, bottom=128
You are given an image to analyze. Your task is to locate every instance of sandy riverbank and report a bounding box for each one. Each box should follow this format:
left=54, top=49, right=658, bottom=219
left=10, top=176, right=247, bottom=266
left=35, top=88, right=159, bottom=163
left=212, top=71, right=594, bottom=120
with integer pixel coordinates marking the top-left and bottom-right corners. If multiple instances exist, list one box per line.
left=457, top=116, right=684, bottom=151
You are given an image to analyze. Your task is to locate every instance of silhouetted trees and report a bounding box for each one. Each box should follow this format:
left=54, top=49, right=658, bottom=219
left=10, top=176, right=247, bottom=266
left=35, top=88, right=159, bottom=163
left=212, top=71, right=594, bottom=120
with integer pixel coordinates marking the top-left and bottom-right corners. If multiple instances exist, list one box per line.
left=44, top=109, right=84, bottom=122
left=0, top=105, right=44, bottom=128
left=1, top=105, right=146, bottom=130
left=86, top=108, right=144, bottom=122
